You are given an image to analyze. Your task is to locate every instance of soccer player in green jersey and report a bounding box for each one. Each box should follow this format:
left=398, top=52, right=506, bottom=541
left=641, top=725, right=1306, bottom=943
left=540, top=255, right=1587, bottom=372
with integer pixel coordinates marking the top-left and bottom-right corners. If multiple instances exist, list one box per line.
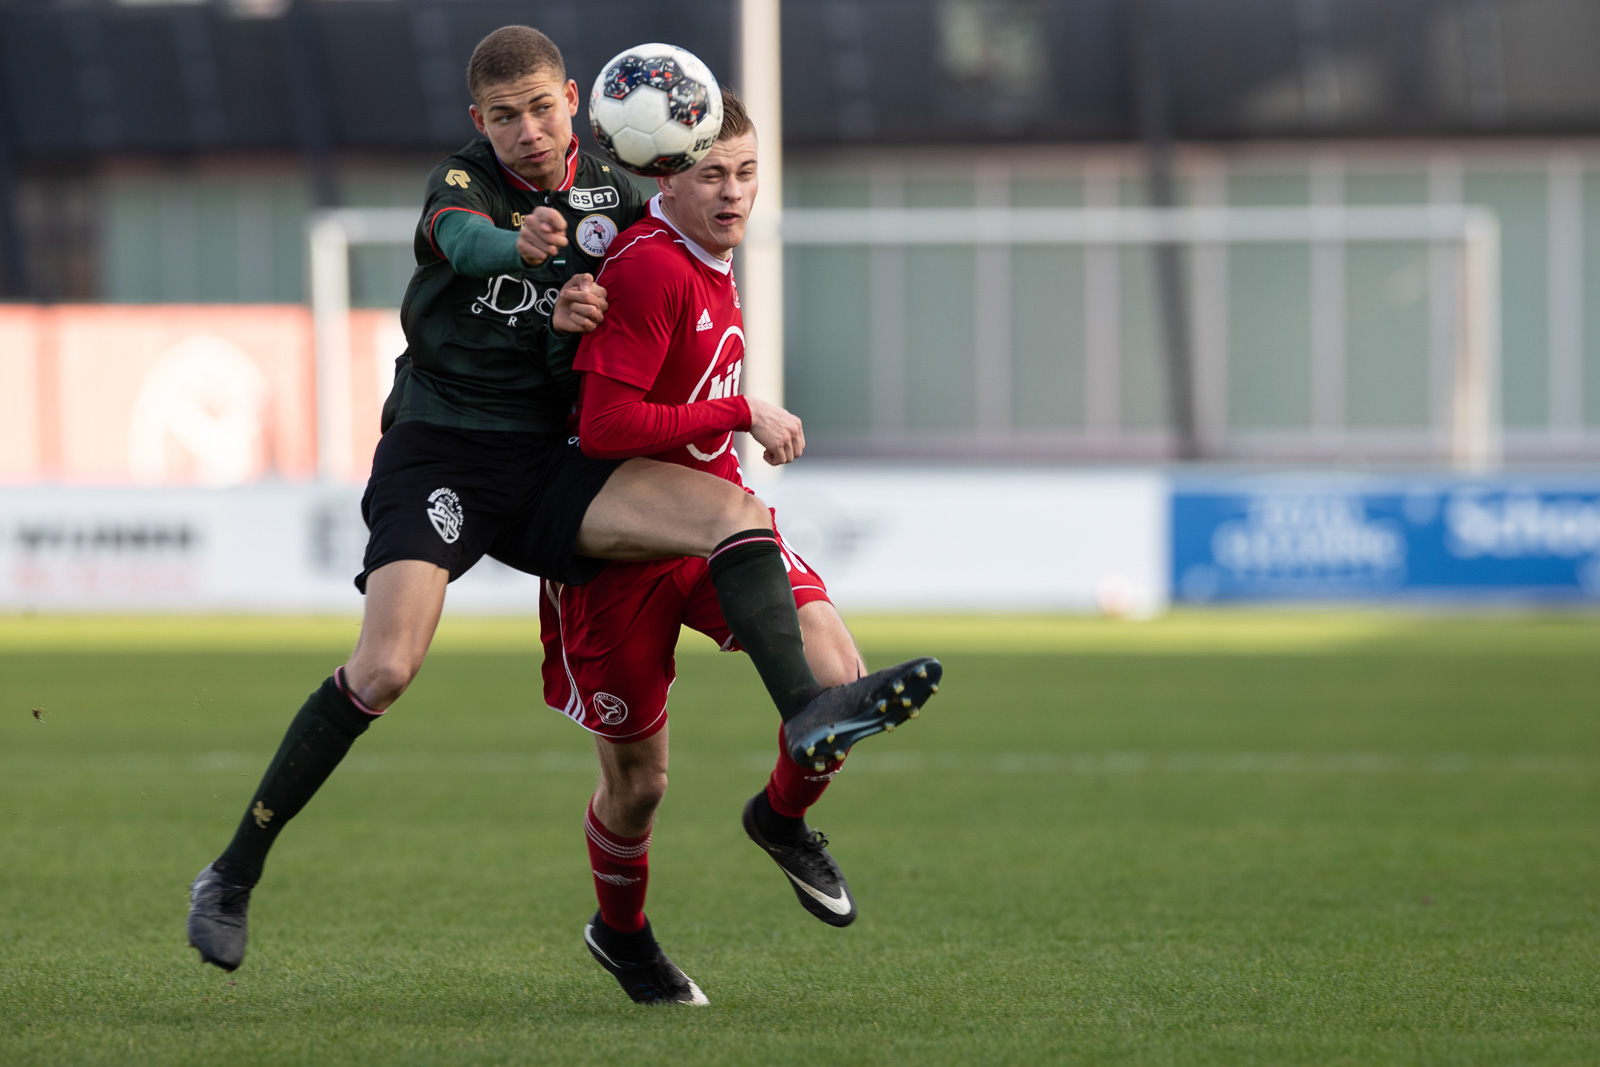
left=185, top=26, right=941, bottom=974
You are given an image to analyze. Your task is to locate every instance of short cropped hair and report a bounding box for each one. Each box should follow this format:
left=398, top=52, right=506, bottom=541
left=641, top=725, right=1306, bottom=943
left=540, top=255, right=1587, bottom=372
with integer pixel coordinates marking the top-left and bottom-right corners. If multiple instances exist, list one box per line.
left=467, top=26, right=565, bottom=102
left=717, top=86, right=753, bottom=142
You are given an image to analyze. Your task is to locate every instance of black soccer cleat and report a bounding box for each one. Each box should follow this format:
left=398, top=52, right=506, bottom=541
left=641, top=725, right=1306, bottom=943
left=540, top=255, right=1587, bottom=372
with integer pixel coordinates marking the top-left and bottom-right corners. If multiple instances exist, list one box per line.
left=584, top=914, right=709, bottom=1006
left=186, top=861, right=255, bottom=972
left=785, top=657, right=942, bottom=770
left=742, top=793, right=856, bottom=927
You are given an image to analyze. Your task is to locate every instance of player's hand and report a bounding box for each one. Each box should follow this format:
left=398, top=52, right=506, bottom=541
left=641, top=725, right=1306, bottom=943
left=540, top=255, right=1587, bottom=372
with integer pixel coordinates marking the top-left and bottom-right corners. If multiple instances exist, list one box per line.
left=746, top=396, right=805, bottom=466
left=552, top=274, right=608, bottom=334
left=518, top=206, right=568, bottom=267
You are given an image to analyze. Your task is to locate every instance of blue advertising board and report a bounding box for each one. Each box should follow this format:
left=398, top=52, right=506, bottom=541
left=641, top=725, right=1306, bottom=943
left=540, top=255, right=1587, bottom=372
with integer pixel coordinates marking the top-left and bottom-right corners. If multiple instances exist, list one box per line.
left=1172, top=475, right=1600, bottom=602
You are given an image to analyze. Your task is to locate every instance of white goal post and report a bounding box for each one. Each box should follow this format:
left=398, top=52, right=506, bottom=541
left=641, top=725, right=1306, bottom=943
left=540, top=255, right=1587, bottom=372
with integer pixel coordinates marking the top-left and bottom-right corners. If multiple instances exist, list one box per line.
left=308, top=207, right=417, bottom=482
left=309, top=204, right=1500, bottom=478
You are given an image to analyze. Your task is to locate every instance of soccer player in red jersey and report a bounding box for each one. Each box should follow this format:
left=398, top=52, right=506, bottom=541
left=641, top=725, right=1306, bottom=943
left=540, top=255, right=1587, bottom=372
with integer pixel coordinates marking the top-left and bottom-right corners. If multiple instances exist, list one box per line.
left=544, top=89, right=938, bottom=1005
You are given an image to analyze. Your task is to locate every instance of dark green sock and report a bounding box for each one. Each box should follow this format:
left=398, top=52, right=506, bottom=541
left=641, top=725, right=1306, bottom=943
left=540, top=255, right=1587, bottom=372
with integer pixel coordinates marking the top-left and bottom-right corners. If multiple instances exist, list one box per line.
left=217, top=675, right=376, bottom=880
left=707, top=529, right=823, bottom=721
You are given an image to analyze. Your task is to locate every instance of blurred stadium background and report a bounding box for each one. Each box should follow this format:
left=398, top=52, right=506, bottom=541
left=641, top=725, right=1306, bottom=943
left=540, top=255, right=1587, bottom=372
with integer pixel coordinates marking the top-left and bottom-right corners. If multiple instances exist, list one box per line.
left=2, top=0, right=1600, bottom=613
left=4, top=5, right=1600, bottom=1062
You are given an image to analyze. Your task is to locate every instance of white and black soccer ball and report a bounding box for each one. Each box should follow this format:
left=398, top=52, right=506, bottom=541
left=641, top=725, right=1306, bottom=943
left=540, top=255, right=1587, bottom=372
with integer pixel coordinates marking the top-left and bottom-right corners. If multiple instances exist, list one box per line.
left=589, top=43, right=723, bottom=177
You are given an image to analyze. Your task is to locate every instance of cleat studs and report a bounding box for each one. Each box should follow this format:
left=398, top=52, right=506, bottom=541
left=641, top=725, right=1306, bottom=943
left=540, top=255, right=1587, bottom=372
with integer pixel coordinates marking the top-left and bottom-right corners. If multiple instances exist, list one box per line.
left=826, top=732, right=836, bottom=743
left=901, top=696, right=913, bottom=708
left=893, top=681, right=906, bottom=695
left=834, top=749, right=847, bottom=760
left=875, top=699, right=888, bottom=714
left=930, top=683, right=939, bottom=694
left=814, top=760, right=827, bottom=771
left=806, top=745, right=816, bottom=757
left=884, top=723, right=895, bottom=732
left=909, top=709, right=919, bottom=718
left=915, top=665, right=928, bottom=679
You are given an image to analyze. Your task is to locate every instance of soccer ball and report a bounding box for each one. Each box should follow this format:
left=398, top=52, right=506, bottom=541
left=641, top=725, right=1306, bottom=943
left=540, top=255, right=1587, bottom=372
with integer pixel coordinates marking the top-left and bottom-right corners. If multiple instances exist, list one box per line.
left=589, top=43, right=724, bottom=177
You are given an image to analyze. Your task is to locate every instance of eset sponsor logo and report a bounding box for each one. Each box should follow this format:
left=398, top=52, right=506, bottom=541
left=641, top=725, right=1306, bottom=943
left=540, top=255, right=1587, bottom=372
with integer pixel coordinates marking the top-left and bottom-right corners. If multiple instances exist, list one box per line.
left=567, top=186, right=621, bottom=211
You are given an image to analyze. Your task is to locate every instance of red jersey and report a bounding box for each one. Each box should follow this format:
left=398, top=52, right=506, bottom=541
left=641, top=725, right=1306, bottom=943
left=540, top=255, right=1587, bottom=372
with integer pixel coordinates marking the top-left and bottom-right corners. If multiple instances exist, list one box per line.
left=573, top=196, right=749, bottom=486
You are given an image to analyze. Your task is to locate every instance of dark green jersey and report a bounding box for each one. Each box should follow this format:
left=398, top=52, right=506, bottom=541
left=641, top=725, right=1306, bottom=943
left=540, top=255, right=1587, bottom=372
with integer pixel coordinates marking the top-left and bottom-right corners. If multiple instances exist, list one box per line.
left=385, top=137, right=649, bottom=433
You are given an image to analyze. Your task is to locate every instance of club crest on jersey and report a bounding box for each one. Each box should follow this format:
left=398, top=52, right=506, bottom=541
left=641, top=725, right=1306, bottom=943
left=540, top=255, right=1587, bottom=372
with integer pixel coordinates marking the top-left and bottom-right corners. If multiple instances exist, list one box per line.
left=567, top=186, right=621, bottom=211
left=426, top=488, right=464, bottom=544
left=593, top=691, right=629, bottom=725
left=696, top=308, right=713, bottom=332
left=576, top=214, right=618, bottom=257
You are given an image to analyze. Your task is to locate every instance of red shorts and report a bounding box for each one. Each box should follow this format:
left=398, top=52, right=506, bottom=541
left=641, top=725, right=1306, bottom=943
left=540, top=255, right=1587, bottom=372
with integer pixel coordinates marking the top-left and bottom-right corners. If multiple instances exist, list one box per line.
left=541, top=524, right=830, bottom=743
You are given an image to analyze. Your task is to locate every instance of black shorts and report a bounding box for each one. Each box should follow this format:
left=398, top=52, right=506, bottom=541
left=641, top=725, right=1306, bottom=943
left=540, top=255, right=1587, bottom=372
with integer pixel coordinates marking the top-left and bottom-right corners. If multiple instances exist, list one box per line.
left=356, top=420, right=622, bottom=593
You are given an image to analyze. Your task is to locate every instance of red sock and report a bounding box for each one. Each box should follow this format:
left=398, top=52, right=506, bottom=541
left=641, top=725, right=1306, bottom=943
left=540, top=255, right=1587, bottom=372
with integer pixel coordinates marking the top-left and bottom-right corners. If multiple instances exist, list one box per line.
left=766, top=724, right=846, bottom=818
left=584, top=798, right=650, bottom=933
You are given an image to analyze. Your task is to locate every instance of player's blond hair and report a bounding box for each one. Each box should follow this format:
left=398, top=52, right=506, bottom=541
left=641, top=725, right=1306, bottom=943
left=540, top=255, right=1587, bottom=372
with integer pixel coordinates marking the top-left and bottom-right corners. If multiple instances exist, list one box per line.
left=717, top=87, right=753, bottom=142
left=467, top=26, right=565, bottom=102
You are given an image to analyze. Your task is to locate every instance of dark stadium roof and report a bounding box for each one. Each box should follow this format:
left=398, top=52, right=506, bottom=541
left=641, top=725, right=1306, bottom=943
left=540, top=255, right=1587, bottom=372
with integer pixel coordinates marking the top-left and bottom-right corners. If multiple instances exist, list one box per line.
left=0, top=0, right=1597, bottom=162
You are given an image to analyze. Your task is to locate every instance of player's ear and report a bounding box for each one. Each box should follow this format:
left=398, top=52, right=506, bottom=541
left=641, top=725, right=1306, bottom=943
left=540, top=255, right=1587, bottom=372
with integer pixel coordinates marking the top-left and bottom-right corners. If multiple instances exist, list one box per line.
left=657, top=174, right=674, bottom=199
left=564, top=79, right=580, bottom=114
left=469, top=104, right=487, bottom=137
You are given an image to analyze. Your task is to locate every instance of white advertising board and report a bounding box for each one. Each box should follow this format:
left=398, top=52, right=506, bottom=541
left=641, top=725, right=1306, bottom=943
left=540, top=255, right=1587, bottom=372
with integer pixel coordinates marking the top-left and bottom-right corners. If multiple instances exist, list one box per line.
left=760, top=466, right=1169, bottom=616
left=0, top=468, right=1170, bottom=615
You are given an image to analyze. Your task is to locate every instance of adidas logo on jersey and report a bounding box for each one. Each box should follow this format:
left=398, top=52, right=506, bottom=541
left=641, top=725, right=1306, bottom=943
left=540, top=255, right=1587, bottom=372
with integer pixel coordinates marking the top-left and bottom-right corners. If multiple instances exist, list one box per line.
left=696, top=308, right=713, bottom=332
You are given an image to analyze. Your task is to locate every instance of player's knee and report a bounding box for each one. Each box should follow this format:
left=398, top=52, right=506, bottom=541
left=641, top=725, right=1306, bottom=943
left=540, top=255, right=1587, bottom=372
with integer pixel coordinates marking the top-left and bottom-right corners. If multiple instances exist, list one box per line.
left=358, top=654, right=421, bottom=708
left=710, top=490, right=772, bottom=543
left=620, top=769, right=668, bottom=821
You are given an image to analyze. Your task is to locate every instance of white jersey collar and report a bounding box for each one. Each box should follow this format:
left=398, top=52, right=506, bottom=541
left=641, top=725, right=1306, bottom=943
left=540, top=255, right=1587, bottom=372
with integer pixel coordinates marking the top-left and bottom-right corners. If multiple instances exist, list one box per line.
left=649, top=195, right=731, bottom=275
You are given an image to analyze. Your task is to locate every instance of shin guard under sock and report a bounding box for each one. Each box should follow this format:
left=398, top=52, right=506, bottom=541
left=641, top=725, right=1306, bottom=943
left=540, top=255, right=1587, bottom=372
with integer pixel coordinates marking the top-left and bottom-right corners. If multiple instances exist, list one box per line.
left=707, top=529, right=822, bottom=721
left=217, top=669, right=380, bottom=879
left=585, top=798, right=651, bottom=934
left=765, top=723, right=845, bottom=825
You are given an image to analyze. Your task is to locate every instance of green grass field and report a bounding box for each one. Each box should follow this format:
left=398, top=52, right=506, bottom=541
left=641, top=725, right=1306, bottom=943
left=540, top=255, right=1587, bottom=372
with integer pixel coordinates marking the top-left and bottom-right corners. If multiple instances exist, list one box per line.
left=1, top=612, right=1597, bottom=1066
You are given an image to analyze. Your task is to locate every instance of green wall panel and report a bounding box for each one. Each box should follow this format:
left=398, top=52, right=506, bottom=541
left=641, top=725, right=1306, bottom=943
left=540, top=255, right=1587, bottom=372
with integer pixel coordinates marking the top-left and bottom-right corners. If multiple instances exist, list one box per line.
left=1584, top=171, right=1600, bottom=427
left=905, top=248, right=976, bottom=430
left=783, top=247, right=871, bottom=434
left=1345, top=172, right=1430, bottom=429
left=1228, top=174, right=1311, bottom=429
left=1464, top=170, right=1548, bottom=428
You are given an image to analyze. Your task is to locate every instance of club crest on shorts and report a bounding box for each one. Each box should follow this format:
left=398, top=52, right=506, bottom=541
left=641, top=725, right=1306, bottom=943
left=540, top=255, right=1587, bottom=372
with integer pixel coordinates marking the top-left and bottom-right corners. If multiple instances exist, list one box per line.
left=426, top=487, right=463, bottom=544
left=593, top=691, right=629, bottom=725
left=576, top=214, right=618, bottom=257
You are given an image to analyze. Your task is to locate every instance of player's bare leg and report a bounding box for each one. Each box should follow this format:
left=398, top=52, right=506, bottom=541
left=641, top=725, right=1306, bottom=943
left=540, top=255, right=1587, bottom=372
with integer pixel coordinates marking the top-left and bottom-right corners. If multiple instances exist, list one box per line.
left=343, top=560, right=450, bottom=709
left=592, top=725, right=669, bottom=838
left=577, top=458, right=939, bottom=763
left=797, top=600, right=866, bottom=687
left=188, top=560, right=449, bottom=971
left=574, top=456, right=772, bottom=559
left=582, top=725, right=707, bottom=1005
left=745, top=600, right=874, bottom=926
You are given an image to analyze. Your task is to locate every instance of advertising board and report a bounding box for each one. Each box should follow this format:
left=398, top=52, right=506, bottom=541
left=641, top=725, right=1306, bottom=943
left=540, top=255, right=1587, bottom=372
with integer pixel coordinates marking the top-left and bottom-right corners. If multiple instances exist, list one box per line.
left=1173, top=475, right=1600, bottom=603
left=0, top=469, right=1171, bottom=615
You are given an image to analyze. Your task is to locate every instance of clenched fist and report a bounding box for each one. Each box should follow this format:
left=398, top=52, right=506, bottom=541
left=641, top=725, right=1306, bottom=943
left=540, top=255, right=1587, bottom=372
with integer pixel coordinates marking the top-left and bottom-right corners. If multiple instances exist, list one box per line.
left=551, top=273, right=609, bottom=335
left=518, top=206, right=568, bottom=267
left=746, top=395, right=805, bottom=466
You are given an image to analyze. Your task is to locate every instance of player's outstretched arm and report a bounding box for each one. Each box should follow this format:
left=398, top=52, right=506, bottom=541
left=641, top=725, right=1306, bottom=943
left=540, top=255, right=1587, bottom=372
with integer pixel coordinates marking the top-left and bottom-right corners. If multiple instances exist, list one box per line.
left=578, top=372, right=752, bottom=459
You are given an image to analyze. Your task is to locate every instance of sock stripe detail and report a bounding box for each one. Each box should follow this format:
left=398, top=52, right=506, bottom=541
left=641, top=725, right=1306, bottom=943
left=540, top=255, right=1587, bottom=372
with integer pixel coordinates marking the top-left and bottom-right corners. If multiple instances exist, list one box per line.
left=707, top=533, right=779, bottom=563
left=585, top=811, right=651, bottom=860
left=334, top=667, right=384, bottom=717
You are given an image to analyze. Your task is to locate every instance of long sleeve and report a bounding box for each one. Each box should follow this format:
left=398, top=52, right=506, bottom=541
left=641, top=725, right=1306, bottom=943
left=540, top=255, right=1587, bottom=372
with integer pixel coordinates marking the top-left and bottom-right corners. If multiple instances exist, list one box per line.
left=578, top=371, right=752, bottom=459
left=431, top=209, right=524, bottom=278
